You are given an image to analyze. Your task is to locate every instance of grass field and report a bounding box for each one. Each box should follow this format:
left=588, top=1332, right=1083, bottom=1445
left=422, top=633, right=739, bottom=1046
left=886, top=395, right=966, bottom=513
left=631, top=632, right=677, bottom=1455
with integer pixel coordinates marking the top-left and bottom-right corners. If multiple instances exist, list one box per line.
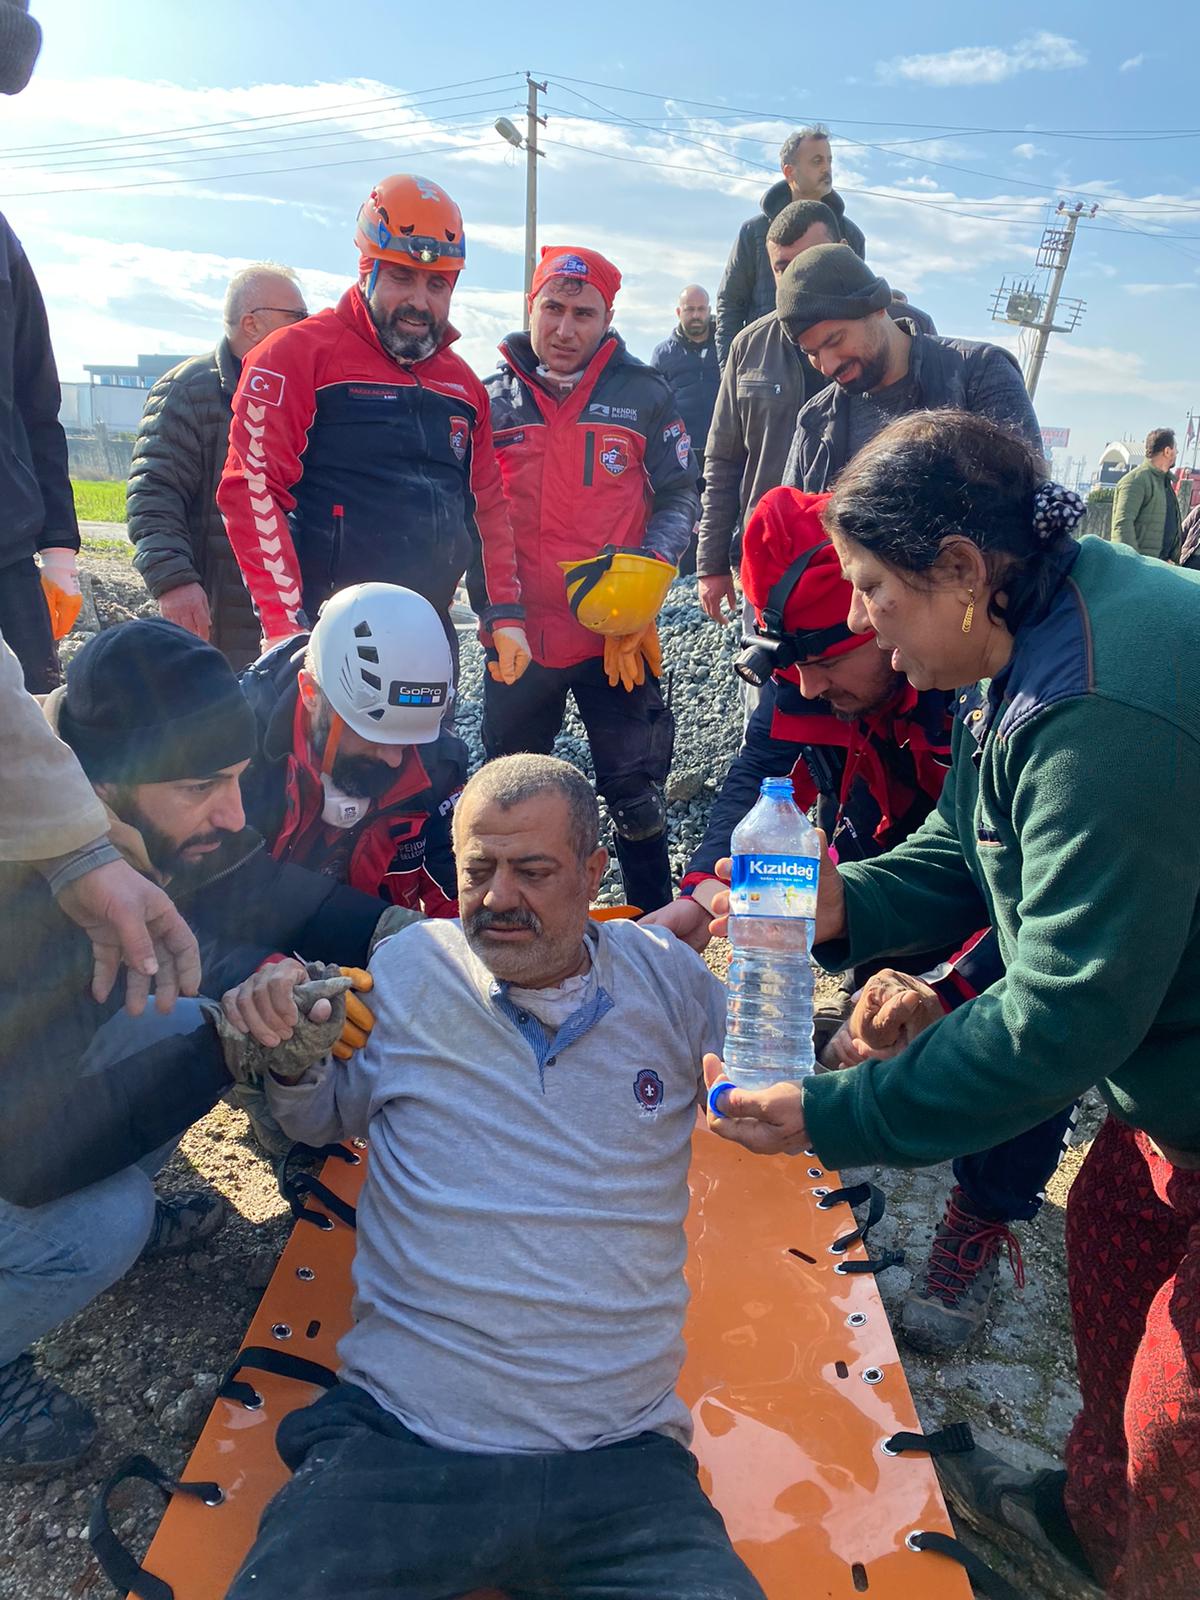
left=71, top=478, right=126, bottom=523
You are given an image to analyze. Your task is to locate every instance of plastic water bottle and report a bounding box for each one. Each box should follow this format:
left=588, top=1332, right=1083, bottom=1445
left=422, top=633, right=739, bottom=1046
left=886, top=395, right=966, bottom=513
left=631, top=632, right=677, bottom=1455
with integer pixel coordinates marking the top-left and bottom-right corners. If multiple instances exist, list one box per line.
left=723, top=776, right=820, bottom=1088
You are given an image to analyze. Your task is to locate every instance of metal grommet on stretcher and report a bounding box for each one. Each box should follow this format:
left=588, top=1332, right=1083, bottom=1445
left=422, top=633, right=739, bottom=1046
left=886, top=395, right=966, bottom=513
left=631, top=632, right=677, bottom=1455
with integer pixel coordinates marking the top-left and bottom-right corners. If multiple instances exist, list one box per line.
left=101, top=1137, right=974, bottom=1600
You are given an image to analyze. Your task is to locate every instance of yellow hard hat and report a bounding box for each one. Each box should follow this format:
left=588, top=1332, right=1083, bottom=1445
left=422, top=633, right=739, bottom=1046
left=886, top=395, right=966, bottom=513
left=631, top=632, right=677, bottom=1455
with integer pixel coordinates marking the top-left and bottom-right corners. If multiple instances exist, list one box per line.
left=559, top=547, right=678, bottom=636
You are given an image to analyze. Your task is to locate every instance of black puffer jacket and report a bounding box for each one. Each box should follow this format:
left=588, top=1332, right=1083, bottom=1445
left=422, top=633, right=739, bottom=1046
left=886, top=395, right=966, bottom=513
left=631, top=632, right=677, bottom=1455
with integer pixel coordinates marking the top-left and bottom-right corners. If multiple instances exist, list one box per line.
left=715, top=181, right=866, bottom=365
left=128, top=339, right=260, bottom=669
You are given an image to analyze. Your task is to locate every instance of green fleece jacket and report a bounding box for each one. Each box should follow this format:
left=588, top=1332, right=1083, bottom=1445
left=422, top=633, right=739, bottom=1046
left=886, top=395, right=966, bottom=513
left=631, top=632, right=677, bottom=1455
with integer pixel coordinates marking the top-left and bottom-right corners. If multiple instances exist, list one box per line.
left=1110, top=459, right=1179, bottom=560
left=804, top=537, right=1200, bottom=1171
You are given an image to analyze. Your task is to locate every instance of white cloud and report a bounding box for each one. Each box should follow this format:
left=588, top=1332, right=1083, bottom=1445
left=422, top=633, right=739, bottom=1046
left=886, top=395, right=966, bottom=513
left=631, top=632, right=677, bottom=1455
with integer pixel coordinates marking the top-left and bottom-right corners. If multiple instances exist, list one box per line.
left=1119, top=53, right=1145, bottom=73
left=879, top=32, right=1087, bottom=88
left=1012, top=143, right=1042, bottom=160
left=1124, top=282, right=1198, bottom=296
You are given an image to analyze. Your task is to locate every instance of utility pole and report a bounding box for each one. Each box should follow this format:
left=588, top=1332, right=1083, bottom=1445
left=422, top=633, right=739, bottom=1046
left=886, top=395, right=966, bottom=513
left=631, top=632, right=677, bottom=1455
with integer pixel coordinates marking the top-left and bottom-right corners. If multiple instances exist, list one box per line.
left=523, top=76, right=546, bottom=328
left=1185, top=408, right=1200, bottom=473
left=493, top=76, right=547, bottom=331
left=989, top=201, right=1097, bottom=400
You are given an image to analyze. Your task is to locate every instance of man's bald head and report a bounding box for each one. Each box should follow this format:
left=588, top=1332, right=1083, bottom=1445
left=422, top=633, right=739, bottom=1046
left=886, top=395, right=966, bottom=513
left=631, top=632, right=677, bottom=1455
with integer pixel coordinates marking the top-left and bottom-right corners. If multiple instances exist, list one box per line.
left=677, top=284, right=711, bottom=343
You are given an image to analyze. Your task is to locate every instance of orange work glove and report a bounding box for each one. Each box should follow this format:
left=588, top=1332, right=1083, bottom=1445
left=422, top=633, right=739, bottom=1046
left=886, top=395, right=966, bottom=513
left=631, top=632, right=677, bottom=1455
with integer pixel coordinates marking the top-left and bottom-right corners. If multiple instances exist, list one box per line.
left=486, top=625, right=532, bottom=685
left=603, top=622, right=662, bottom=692
left=332, top=966, right=375, bottom=1062
left=39, top=550, right=83, bottom=641
left=603, top=632, right=644, bottom=692
left=639, top=620, right=663, bottom=680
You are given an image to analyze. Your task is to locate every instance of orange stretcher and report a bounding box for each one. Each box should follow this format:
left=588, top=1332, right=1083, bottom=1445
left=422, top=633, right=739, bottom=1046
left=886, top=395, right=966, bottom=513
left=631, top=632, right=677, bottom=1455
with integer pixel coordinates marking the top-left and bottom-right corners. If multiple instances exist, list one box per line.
left=96, top=1130, right=973, bottom=1600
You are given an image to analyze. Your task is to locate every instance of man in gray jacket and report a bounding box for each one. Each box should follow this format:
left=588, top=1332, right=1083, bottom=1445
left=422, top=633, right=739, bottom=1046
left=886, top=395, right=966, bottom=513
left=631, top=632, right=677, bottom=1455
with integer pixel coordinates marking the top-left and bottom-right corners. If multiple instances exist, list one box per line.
left=227, top=754, right=764, bottom=1600
left=779, top=245, right=1042, bottom=492
left=128, top=264, right=307, bottom=668
left=697, top=201, right=841, bottom=626
left=715, top=125, right=865, bottom=365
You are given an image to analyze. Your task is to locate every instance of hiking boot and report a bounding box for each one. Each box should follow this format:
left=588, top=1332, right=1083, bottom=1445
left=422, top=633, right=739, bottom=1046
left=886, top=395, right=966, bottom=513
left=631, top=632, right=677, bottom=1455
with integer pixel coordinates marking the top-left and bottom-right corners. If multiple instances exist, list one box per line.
left=900, top=1187, right=1024, bottom=1354
left=140, top=1190, right=227, bottom=1260
left=935, top=1439, right=1105, bottom=1600
left=0, top=1354, right=97, bottom=1479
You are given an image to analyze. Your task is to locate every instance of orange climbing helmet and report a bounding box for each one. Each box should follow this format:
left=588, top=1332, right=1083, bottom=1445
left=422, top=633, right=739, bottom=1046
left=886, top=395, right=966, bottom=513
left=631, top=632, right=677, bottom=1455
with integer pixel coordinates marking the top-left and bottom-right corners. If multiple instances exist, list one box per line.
left=354, top=174, right=467, bottom=275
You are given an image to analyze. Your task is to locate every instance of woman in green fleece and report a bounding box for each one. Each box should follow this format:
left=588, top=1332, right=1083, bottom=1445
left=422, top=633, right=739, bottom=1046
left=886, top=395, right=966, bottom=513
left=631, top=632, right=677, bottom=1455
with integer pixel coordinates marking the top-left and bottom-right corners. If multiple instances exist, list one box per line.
left=702, top=411, right=1200, bottom=1600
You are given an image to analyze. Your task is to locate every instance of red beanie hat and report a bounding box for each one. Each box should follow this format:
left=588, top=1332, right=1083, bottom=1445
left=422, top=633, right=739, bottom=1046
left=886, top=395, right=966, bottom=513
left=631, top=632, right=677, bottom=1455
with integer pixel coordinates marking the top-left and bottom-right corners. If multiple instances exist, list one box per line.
left=529, top=245, right=622, bottom=311
left=741, top=487, right=874, bottom=661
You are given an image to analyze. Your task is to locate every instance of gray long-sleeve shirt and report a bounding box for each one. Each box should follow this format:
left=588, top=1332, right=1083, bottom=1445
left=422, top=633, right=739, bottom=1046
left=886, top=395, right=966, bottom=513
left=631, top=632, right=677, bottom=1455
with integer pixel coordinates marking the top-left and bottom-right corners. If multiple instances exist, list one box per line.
left=267, top=917, right=726, bottom=1455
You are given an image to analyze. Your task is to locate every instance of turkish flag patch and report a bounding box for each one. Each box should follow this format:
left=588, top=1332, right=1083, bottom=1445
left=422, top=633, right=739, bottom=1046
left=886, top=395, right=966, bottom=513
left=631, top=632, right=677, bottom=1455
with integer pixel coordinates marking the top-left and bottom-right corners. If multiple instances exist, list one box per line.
left=245, top=367, right=286, bottom=407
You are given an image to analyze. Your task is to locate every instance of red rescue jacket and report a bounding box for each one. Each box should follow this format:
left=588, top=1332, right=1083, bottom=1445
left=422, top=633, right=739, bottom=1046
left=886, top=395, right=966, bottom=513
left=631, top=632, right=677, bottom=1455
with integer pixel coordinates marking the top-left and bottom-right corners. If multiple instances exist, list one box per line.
left=217, top=287, right=522, bottom=642
left=482, top=332, right=699, bottom=669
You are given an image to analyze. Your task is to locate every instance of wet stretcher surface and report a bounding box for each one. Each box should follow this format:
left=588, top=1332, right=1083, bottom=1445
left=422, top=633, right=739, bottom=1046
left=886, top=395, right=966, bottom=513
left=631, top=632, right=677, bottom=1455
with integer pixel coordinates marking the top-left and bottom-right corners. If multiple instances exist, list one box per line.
left=124, top=1134, right=970, bottom=1600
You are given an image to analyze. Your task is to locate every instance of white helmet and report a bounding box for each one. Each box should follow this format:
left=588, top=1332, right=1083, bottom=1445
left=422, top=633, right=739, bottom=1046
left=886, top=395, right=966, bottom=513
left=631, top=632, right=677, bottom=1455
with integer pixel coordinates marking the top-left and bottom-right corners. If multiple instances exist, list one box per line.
left=308, top=583, right=453, bottom=745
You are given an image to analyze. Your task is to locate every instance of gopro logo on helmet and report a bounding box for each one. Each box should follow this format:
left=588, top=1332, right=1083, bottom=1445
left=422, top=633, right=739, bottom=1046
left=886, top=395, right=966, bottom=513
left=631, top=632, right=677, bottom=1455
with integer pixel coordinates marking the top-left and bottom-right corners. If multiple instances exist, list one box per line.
left=388, top=681, right=448, bottom=707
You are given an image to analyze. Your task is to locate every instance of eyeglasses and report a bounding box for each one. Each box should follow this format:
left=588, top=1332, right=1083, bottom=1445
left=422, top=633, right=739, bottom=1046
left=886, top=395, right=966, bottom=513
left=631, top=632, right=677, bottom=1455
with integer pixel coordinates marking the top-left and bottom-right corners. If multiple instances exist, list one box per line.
left=250, top=307, right=307, bottom=322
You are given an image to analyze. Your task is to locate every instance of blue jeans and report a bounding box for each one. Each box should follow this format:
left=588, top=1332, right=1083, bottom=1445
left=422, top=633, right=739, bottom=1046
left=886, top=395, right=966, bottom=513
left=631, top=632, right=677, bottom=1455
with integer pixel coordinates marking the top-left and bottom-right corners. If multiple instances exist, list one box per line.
left=953, top=1102, right=1078, bottom=1224
left=228, top=1384, right=765, bottom=1600
left=0, top=1001, right=205, bottom=1367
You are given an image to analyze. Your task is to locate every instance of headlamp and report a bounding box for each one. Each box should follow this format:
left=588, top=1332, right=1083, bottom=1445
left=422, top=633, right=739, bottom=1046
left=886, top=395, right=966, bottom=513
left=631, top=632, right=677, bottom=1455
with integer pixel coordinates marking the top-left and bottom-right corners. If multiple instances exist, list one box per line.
left=732, top=537, right=854, bottom=687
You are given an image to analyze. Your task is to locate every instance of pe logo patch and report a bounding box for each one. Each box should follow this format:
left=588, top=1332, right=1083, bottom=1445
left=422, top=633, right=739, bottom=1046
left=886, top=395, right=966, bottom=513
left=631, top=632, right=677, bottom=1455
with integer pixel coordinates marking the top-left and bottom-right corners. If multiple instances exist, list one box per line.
left=599, top=434, right=630, bottom=476
left=553, top=253, right=590, bottom=278
left=245, top=367, right=286, bottom=407
left=634, top=1069, right=664, bottom=1114
left=449, top=415, right=469, bottom=462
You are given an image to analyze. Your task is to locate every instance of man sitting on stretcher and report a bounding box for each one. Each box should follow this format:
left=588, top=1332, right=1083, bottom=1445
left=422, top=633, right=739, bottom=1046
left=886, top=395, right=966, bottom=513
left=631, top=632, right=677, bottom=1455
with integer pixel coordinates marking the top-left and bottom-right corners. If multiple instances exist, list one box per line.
left=224, top=754, right=765, bottom=1600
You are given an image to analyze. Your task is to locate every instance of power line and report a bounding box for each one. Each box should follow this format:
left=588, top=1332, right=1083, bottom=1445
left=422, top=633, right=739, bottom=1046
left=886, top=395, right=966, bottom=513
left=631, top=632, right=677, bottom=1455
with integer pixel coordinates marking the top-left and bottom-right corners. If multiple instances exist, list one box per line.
left=8, top=101, right=520, bottom=178
left=539, top=132, right=1200, bottom=240
left=536, top=72, right=1200, bottom=142
left=0, top=135, right=498, bottom=201
left=2, top=72, right=522, bottom=159
left=546, top=82, right=1200, bottom=219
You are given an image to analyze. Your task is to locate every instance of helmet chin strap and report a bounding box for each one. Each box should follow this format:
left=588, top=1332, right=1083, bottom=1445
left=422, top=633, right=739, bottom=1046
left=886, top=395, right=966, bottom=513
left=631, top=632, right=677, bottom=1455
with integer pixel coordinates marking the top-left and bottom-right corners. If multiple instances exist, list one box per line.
left=319, top=709, right=346, bottom=779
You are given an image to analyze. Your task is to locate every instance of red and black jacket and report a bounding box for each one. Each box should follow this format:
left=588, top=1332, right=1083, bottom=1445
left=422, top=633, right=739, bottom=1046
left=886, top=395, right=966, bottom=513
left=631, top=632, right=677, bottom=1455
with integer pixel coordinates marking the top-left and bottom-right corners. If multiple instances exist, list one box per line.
left=482, top=331, right=699, bottom=668
left=238, top=639, right=464, bottom=914
left=216, top=287, right=522, bottom=641
left=682, top=671, right=953, bottom=892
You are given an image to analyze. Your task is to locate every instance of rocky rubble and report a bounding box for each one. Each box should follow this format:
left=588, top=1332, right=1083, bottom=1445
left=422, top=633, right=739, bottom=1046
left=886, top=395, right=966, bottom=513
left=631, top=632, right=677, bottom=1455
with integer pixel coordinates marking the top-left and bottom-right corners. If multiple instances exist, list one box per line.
left=451, top=576, right=747, bottom=901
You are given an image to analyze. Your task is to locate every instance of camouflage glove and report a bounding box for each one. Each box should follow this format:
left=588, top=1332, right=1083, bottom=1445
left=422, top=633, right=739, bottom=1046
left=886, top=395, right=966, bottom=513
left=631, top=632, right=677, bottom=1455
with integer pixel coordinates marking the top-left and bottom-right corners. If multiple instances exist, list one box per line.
left=203, top=964, right=351, bottom=1087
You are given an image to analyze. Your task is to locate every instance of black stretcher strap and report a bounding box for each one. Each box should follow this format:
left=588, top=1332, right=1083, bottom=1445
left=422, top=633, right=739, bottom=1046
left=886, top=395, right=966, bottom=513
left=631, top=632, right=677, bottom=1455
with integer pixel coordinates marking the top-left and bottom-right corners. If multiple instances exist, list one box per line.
left=219, top=1345, right=340, bottom=1408
left=885, top=1422, right=976, bottom=1457
left=817, top=1181, right=905, bottom=1275
left=281, top=1168, right=358, bottom=1231
left=89, top=1453, right=221, bottom=1600
left=908, top=1530, right=1025, bottom=1600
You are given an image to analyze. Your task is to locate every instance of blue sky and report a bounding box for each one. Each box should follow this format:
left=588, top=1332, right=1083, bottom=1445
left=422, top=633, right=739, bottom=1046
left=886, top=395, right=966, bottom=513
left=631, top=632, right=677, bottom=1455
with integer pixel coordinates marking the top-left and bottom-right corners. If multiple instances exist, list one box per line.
left=4, top=1, right=1199, bottom=477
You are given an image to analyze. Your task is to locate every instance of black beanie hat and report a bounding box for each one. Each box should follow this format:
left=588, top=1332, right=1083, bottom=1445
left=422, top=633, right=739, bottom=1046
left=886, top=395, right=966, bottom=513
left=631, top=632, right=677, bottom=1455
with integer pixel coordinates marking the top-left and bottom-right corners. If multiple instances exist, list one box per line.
left=58, top=620, right=258, bottom=787
left=775, top=243, right=892, bottom=338
left=0, top=1, right=41, bottom=96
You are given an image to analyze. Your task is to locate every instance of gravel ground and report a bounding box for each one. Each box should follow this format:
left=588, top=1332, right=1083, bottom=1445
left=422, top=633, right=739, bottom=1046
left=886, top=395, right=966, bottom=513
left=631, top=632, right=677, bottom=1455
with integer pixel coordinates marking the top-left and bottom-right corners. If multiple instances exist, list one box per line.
left=4, top=549, right=1090, bottom=1599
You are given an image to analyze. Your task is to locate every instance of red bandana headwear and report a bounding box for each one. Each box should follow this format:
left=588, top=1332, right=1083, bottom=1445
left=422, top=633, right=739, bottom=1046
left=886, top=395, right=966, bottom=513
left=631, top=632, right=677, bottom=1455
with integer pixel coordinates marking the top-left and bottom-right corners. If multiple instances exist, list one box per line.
left=530, top=246, right=622, bottom=311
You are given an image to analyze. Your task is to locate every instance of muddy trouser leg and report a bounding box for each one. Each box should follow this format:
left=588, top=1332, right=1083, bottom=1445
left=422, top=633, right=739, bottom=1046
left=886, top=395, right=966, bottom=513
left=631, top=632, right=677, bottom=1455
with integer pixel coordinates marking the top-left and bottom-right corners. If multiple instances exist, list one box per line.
left=1063, top=1115, right=1200, bottom=1597
left=570, top=658, right=674, bottom=914
left=0, top=555, right=59, bottom=692
left=227, top=1385, right=765, bottom=1600
left=524, top=1429, right=765, bottom=1600
left=950, top=1105, right=1078, bottom=1224
left=480, top=660, right=572, bottom=761
left=0, top=1002, right=208, bottom=1366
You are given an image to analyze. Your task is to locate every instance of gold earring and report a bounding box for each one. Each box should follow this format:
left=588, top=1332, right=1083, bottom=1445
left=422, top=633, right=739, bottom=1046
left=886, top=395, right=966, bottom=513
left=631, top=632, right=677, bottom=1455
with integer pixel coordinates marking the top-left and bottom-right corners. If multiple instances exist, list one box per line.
left=962, top=589, right=976, bottom=635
